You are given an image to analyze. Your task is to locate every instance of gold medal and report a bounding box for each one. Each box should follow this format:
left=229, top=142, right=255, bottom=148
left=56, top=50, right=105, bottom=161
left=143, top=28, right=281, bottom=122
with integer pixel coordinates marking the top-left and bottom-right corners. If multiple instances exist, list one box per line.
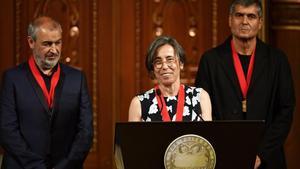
left=164, top=134, right=216, bottom=169
left=242, top=99, right=247, bottom=112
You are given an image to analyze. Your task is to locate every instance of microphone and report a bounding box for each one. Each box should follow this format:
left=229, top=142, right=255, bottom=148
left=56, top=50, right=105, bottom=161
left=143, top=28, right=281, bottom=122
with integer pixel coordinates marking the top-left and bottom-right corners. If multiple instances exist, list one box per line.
left=187, top=92, right=205, bottom=122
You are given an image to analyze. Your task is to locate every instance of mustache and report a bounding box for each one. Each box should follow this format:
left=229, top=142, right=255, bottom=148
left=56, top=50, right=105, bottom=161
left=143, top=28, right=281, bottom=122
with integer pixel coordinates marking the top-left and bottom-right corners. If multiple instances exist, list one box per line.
left=240, top=25, right=250, bottom=28
left=46, top=52, right=60, bottom=57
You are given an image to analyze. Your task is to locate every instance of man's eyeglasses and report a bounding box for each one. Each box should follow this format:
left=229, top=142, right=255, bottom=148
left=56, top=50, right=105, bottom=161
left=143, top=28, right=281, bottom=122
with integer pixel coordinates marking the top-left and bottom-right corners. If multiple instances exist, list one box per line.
left=153, top=56, right=177, bottom=69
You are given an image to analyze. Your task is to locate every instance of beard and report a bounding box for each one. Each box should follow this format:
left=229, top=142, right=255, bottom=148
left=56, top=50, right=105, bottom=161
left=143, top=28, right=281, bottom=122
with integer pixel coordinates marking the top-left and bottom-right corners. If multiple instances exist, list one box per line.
left=44, top=57, right=59, bottom=69
left=34, top=54, right=60, bottom=71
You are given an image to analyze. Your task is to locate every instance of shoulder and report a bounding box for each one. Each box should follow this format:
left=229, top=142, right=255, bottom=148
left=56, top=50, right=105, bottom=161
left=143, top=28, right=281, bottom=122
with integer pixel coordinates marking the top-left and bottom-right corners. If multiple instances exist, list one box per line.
left=257, top=40, right=291, bottom=69
left=270, top=46, right=288, bottom=61
left=128, top=96, right=142, bottom=121
left=185, top=86, right=209, bottom=99
left=136, top=88, right=155, bottom=102
left=2, top=62, right=27, bottom=80
left=185, top=85, right=202, bottom=94
left=59, top=63, right=87, bottom=82
left=201, top=47, right=219, bottom=60
left=60, top=63, right=83, bottom=75
left=130, top=96, right=140, bottom=106
left=198, top=88, right=209, bottom=100
left=184, top=86, right=205, bottom=100
left=257, top=39, right=287, bottom=59
left=201, top=37, right=231, bottom=60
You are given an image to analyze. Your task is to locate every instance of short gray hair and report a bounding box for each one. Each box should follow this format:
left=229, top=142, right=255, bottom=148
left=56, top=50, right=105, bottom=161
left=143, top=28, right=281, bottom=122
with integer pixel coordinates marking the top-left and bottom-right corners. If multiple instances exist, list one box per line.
left=229, top=0, right=263, bottom=17
left=145, top=36, right=186, bottom=74
left=28, top=16, right=62, bottom=41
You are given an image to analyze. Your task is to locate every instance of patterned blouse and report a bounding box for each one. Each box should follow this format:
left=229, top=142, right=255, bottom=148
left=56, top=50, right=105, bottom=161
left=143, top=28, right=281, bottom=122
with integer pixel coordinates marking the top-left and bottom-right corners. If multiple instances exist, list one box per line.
left=137, top=85, right=203, bottom=122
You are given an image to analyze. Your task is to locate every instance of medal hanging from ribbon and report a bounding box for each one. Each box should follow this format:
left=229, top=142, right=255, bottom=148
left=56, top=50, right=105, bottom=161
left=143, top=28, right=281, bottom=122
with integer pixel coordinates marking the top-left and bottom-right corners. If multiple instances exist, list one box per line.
left=28, top=56, right=61, bottom=108
left=155, top=84, right=185, bottom=121
left=231, top=40, right=255, bottom=112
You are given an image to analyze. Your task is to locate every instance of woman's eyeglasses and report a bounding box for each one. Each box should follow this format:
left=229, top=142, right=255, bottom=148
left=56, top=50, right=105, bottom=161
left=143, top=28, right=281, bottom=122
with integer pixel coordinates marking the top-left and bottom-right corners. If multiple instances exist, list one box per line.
left=153, top=56, right=177, bottom=69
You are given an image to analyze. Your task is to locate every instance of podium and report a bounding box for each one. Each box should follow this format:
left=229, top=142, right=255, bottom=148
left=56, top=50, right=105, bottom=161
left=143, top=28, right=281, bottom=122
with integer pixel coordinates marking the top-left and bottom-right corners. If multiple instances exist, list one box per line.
left=114, top=121, right=264, bottom=169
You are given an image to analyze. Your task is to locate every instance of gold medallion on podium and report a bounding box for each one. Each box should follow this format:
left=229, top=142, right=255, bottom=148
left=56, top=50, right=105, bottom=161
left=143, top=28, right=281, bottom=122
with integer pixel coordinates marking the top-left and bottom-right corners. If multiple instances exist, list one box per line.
left=164, top=134, right=216, bottom=169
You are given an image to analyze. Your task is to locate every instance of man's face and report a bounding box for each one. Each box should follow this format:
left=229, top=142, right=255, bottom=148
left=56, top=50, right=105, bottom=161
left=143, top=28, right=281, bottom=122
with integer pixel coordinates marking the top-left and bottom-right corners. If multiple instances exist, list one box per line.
left=28, top=25, right=62, bottom=71
left=229, top=4, right=262, bottom=40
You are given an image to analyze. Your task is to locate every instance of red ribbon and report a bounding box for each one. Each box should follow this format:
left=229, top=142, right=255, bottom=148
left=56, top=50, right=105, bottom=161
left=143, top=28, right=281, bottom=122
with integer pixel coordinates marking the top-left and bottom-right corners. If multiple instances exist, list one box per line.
left=231, top=40, right=255, bottom=99
left=28, top=56, right=60, bottom=108
left=155, top=84, right=185, bottom=121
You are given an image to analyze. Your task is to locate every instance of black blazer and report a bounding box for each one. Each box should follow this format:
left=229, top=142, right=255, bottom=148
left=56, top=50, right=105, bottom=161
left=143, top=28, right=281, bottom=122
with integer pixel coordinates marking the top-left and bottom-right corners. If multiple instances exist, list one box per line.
left=195, top=37, right=295, bottom=169
left=0, top=62, right=93, bottom=169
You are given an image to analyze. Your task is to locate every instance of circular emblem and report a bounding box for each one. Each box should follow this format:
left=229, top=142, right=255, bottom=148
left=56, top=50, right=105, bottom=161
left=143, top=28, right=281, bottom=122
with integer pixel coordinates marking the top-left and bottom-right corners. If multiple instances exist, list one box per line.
left=164, top=134, right=216, bottom=169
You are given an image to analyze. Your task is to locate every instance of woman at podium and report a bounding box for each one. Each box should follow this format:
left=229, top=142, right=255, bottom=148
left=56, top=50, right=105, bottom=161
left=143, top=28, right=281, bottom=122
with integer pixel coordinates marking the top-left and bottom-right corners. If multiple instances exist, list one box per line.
left=128, top=36, right=212, bottom=122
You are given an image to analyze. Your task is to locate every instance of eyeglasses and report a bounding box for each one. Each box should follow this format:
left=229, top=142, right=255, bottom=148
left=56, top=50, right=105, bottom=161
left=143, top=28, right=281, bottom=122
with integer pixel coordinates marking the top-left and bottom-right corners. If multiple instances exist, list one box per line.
left=153, top=56, right=177, bottom=69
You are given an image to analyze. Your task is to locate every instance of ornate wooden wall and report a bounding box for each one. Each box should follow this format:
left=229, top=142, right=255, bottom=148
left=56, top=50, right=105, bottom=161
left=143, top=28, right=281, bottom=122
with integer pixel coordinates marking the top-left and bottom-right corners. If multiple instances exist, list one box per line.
left=117, top=0, right=233, bottom=121
left=0, top=0, right=299, bottom=169
left=269, top=1, right=300, bottom=168
left=139, top=0, right=230, bottom=88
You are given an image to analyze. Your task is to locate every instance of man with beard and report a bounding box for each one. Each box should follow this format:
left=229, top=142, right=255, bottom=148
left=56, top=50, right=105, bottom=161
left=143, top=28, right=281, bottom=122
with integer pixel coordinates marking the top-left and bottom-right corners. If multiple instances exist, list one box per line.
left=0, top=16, right=93, bottom=169
left=195, top=0, right=295, bottom=169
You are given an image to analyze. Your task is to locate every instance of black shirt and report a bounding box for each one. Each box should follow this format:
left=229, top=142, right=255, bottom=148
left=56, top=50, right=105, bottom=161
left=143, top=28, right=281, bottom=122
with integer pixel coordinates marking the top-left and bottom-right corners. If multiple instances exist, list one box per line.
left=238, top=54, right=251, bottom=77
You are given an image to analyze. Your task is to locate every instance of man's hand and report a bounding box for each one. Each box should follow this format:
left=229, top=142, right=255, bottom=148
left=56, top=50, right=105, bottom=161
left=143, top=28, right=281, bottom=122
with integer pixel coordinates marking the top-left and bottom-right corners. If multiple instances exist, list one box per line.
left=254, top=155, right=261, bottom=169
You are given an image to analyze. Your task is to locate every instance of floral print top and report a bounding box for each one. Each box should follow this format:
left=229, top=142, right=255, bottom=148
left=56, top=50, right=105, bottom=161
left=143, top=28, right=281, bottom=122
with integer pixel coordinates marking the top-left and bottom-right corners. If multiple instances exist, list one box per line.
left=137, top=85, right=203, bottom=122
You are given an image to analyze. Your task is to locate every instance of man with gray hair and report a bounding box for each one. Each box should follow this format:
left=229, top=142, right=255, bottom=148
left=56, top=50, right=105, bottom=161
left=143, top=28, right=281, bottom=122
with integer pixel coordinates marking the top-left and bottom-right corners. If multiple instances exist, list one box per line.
left=0, top=16, right=93, bottom=169
left=195, top=0, right=295, bottom=168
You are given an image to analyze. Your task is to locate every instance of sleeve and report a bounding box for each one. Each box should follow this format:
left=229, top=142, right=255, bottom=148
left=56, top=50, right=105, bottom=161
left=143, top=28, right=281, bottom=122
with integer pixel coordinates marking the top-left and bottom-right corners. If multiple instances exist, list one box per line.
left=54, top=72, right=94, bottom=169
left=257, top=50, right=295, bottom=166
left=0, top=71, right=47, bottom=169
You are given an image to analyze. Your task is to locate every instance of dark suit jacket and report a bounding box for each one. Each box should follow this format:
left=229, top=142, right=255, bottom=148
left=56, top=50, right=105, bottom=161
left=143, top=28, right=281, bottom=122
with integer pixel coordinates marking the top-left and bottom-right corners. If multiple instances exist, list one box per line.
left=0, top=62, right=93, bottom=169
left=195, top=37, right=295, bottom=169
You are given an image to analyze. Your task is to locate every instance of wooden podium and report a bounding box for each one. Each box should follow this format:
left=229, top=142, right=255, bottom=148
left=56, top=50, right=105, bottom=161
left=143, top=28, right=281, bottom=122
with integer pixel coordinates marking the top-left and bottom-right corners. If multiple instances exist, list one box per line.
left=114, top=121, right=264, bottom=169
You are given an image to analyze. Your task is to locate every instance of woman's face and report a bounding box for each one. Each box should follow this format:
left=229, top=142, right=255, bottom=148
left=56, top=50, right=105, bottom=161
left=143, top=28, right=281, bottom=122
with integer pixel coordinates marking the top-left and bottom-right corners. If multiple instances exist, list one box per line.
left=152, top=44, right=183, bottom=86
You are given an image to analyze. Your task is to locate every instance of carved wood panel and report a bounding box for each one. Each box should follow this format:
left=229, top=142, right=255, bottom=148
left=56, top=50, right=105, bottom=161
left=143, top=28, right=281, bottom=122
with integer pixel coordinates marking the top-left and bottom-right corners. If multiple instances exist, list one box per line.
left=138, top=0, right=215, bottom=90
left=269, top=1, right=300, bottom=169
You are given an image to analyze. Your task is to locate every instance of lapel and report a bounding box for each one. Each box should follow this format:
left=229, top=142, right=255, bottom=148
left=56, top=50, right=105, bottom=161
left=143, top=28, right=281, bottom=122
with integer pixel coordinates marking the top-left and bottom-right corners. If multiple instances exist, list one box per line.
left=248, top=39, right=268, bottom=94
left=218, top=37, right=242, bottom=100
left=25, top=62, right=65, bottom=117
left=52, top=66, right=65, bottom=115
left=25, top=63, right=51, bottom=115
